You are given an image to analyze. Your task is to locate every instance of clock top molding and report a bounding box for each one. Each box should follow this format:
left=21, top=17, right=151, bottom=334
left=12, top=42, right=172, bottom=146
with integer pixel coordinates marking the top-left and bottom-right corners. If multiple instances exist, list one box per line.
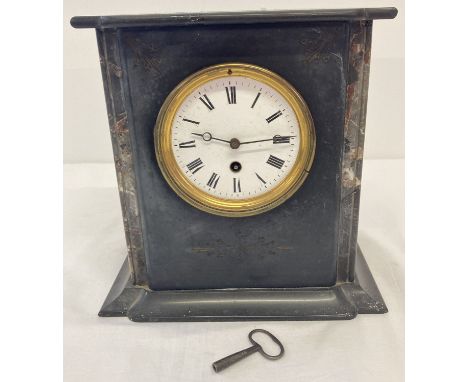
left=71, top=8, right=397, bottom=29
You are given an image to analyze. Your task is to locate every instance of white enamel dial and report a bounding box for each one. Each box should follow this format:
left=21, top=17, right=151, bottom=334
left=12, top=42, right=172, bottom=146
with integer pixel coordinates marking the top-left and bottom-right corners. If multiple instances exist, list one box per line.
left=171, top=76, right=300, bottom=199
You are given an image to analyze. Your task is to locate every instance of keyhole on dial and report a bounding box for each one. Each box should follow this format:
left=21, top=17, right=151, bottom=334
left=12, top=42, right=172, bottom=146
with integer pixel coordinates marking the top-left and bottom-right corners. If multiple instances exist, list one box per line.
left=230, top=161, right=242, bottom=172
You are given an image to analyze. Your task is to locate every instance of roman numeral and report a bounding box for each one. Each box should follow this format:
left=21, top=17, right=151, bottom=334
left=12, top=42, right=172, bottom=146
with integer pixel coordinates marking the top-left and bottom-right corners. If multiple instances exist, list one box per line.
left=255, top=172, right=267, bottom=185
left=266, top=155, right=285, bottom=169
left=251, top=92, right=261, bottom=108
left=182, top=118, right=200, bottom=125
left=199, top=94, right=214, bottom=110
left=187, top=158, right=204, bottom=174
left=266, top=110, right=282, bottom=123
left=225, top=86, right=236, bottom=104
left=207, top=172, right=220, bottom=188
left=178, top=140, right=196, bottom=148
left=233, top=178, right=241, bottom=193
left=273, top=135, right=291, bottom=144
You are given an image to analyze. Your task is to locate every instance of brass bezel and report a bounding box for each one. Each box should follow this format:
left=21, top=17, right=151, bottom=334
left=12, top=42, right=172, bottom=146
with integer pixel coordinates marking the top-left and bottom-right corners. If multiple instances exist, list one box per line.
left=154, top=63, right=316, bottom=217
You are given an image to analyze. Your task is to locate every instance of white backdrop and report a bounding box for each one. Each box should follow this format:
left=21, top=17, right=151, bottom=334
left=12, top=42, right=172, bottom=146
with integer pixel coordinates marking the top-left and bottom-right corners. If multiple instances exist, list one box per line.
left=64, top=2, right=404, bottom=381
left=63, top=0, right=404, bottom=163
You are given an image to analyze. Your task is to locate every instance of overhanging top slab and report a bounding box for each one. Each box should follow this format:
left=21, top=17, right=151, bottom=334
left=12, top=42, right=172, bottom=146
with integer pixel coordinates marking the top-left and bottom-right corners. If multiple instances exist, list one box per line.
left=70, top=8, right=398, bottom=29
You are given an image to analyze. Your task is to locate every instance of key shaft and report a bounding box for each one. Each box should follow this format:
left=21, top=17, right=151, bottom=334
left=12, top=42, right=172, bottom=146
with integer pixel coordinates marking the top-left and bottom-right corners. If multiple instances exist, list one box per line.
left=212, top=344, right=260, bottom=373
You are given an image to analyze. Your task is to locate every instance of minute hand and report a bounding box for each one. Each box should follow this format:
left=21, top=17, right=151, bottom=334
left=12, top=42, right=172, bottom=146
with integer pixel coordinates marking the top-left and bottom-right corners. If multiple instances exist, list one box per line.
left=239, top=135, right=296, bottom=145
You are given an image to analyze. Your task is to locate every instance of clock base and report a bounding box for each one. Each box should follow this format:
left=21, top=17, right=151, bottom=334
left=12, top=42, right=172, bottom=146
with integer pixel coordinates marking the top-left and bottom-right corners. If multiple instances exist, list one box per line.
left=99, top=246, right=387, bottom=321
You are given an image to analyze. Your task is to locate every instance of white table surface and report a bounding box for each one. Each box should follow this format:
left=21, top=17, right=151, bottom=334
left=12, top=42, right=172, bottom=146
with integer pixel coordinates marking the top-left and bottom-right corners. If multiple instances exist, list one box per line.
left=64, top=159, right=404, bottom=382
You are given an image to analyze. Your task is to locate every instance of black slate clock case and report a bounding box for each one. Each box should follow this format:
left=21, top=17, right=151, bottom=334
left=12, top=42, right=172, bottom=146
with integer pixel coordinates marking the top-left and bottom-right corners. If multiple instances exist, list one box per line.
left=71, top=8, right=398, bottom=321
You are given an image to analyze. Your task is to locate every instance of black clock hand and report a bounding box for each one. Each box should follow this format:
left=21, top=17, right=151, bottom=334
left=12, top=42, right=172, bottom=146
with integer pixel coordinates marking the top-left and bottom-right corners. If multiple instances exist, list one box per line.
left=239, top=135, right=296, bottom=145
left=192, top=132, right=231, bottom=144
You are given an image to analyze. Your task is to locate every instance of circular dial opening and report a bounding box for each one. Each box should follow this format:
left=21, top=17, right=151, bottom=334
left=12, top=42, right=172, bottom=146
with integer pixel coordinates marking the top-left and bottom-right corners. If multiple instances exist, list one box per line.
left=155, top=63, right=315, bottom=217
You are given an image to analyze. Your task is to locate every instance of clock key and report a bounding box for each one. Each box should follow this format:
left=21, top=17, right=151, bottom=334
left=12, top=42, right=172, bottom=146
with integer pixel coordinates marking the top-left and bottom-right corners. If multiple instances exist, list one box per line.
left=212, top=329, right=284, bottom=373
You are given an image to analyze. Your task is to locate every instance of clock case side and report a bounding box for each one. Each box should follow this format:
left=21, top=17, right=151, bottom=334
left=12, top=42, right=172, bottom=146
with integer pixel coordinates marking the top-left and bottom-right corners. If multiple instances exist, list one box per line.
left=336, top=20, right=373, bottom=284
left=94, top=28, right=149, bottom=292
left=93, top=20, right=387, bottom=320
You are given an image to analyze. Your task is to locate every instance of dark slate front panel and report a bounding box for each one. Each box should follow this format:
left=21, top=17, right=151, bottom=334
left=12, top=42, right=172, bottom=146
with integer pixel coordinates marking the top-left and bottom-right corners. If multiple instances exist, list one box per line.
left=120, top=22, right=347, bottom=290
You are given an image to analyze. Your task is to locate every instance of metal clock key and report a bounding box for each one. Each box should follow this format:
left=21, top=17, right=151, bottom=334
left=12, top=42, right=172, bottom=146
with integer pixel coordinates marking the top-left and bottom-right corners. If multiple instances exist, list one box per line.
left=212, top=329, right=285, bottom=373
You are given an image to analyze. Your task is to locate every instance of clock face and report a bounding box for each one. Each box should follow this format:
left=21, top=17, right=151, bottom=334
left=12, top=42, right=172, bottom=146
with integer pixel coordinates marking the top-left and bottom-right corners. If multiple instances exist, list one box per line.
left=172, top=76, right=300, bottom=199
left=155, top=63, right=315, bottom=217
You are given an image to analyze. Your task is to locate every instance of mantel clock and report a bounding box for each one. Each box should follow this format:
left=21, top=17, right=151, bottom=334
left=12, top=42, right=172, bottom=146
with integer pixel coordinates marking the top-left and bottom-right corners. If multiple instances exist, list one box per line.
left=71, top=7, right=398, bottom=321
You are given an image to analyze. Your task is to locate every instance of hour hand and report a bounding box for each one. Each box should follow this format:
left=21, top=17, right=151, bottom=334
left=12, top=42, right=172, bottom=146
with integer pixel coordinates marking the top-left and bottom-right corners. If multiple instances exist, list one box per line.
left=192, top=132, right=230, bottom=144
